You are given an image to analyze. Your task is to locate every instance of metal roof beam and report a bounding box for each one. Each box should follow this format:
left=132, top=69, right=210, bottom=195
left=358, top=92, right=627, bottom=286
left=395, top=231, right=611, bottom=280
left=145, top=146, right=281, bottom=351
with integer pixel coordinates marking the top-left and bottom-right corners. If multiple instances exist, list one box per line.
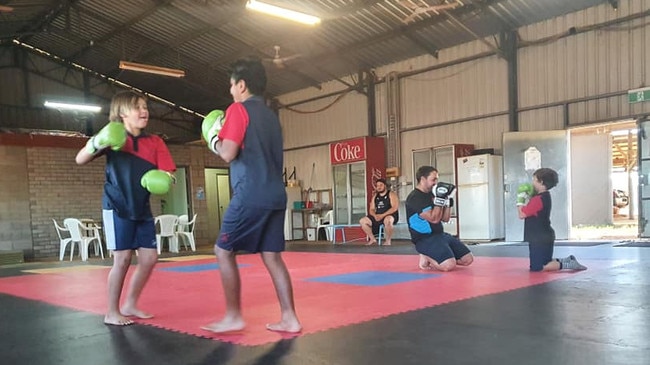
left=443, top=11, right=504, bottom=58
left=300, top=0, right=501, bottom=68
left=16, top=0, right=79, bottom=43
left=67, top=0, right=175, bottom=61
left=400, top=26, right=440, bottom=58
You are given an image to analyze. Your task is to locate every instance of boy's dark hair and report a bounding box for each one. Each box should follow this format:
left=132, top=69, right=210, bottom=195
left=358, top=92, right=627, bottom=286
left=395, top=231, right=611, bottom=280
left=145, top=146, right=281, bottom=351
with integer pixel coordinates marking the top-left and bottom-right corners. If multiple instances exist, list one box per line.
left=229, top=57, right=267, bottom=96
left=416, top=166, right=438, bottom=184
left=534, top=168, right=559, bottom=189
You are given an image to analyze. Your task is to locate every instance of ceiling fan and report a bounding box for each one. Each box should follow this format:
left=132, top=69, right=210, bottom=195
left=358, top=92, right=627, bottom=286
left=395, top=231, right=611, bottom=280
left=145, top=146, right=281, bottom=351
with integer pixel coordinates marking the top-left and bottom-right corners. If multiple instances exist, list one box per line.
left=400, top=0, right=461, bottom=24
left=264, top=45, right=301, bottom=69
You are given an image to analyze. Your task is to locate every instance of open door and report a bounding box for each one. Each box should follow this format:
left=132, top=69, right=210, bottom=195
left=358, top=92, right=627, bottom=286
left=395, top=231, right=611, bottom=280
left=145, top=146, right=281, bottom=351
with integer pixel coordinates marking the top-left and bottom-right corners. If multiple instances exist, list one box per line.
left=636, top=116, right=650, bottom=237
left=162, top=167, right=189, bottom=216
left=204, top=168, right=230, bottom=242
left=503, top=131, right=570, bottom=241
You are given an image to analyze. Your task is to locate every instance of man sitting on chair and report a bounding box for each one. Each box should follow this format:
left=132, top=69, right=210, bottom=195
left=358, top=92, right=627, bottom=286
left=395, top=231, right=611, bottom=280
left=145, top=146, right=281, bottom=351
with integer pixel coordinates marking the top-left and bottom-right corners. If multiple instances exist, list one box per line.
left=359, top=178, right=399, bottom=246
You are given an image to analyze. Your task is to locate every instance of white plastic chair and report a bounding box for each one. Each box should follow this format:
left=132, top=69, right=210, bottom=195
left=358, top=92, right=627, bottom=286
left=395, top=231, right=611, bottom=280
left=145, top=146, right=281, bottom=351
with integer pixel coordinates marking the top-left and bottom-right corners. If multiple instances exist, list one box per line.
left=316, top=210, right=334, bottom=241
left=155, top=214, right=179, bottom=254
left=176, top=214, right=197, bottom=252
left=63, top=218, right=104, bottom=261
left=53, top=219, right=74, bottom=261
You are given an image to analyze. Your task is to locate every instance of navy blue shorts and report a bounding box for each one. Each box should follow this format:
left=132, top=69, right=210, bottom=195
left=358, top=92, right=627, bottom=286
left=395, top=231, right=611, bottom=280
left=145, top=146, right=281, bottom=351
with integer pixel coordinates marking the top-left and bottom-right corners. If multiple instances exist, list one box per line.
left=414, top=232, right=471, bottom=264
left=216, top=202, right=286, bottom=253
left=103, top=210, right=156, bottom=251
left=528, top=240, right=554, bottom=271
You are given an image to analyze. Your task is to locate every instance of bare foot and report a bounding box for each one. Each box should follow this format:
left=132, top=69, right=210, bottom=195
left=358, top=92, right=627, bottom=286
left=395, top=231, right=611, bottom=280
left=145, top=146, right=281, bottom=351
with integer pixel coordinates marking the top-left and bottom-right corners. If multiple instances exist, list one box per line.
left=121, top=306, right=154, bottom=319
left=104, top=313, right=134, bottom=326
left=418, top=254, right=433, bottom=270
left=384, top=239, right=391, bottom=246
left=266, top=320, right=302, bottom=333
left=201, top=318, right=246, bottom=334
left=365, top=239, right=377, bottom=246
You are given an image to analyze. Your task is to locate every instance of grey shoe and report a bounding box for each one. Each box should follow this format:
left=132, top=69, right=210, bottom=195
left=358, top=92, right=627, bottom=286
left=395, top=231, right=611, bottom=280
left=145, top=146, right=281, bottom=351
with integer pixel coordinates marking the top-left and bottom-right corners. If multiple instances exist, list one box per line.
left=562, top=255, right=587, bottom=271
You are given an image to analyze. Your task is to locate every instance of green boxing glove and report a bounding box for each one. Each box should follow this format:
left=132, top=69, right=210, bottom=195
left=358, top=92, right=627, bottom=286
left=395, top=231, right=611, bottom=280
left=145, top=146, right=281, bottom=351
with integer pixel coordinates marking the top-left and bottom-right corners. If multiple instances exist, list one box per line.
left=141, top=170, right=173, bottom=195
left=201, top=109, right=225, bottom=155
left=86, top=121, right=127, bottom=154
left=516, top=183, right=534, bottom=206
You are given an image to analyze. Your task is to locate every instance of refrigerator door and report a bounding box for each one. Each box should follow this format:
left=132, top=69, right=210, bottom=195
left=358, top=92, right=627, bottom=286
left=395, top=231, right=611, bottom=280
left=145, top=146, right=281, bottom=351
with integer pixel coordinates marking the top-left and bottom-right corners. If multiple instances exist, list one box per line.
left=458, top=184, right=489, bottom=239
left=333, top=164, right=349, bottom=225
left=333, top=162, right=368, bottom=225
left=457, top=155, right=489, bottom=185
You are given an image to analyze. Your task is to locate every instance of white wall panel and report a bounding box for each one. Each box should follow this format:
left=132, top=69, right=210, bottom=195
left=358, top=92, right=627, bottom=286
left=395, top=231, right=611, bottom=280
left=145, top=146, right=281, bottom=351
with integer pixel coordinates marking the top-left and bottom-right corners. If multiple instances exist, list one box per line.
left=278, top=76, right=359, bottom=105
left=519, top=106, right=565, bottom=131
left=399, top=56, right=507, bottom=129
left=571, top=133, right=611, bottom=225
left=279, top=91, right=368, bottom=149
left=283, top=145, right=332, bottom=191
left=373, top=39, right=494, bottom=79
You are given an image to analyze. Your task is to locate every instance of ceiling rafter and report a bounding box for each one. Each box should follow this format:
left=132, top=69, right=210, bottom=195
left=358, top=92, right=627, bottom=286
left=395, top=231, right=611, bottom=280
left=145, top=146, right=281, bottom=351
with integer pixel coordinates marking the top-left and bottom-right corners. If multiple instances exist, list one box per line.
left=17, top=0, right=80, bottom=43
left=291, top=0, right=501, bottom=73
left=13, top=42, right=202, bottom=130
left=66, top=0, right=176, bottom=61
left=68, top=3, right=323, bottom=93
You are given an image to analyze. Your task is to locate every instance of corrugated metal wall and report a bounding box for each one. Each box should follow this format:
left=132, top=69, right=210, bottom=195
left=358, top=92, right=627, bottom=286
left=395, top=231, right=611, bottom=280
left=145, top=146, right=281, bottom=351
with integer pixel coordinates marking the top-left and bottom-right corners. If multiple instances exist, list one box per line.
left=518, top=0, right=650, bottom=128
left=3, top=1, right=650, bottom=188
left=279, top=89, right=368, bottom=149
left=279, top=0, right=650, bottom=185
left=283, top=146, right=332, bottom=192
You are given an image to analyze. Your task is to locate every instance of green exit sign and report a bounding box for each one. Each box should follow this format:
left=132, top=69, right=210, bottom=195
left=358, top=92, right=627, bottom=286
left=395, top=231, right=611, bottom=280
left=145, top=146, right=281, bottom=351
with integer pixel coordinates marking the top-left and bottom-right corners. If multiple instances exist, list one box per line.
left=629, top=87, right=650, bottom=103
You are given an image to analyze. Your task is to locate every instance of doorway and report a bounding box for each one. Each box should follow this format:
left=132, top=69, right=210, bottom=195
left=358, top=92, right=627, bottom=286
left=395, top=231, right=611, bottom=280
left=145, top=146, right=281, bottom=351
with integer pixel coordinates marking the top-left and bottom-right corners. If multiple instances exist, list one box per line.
left=204, top=168, right=231, bottom=241
left=569, top=120, right=638, bottom=239
left=162, top=166, right=190, bottom=216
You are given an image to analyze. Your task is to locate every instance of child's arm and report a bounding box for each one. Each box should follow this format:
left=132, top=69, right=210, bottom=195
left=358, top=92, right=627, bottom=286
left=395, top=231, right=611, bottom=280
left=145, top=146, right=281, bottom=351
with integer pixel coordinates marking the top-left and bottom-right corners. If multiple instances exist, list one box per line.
left=517, top=205, right=527, bottom=219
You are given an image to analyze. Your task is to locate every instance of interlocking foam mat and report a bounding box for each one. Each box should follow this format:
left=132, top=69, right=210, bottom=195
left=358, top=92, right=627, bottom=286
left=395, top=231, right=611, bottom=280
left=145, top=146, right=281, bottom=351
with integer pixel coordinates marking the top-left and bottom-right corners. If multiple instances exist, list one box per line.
left=0, top=252, right=615, bottom=346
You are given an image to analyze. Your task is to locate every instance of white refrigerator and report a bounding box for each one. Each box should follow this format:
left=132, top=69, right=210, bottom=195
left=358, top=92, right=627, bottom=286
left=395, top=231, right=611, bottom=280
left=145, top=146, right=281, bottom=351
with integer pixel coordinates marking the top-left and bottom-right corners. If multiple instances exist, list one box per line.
left=457, top=154, right=505, bottom=240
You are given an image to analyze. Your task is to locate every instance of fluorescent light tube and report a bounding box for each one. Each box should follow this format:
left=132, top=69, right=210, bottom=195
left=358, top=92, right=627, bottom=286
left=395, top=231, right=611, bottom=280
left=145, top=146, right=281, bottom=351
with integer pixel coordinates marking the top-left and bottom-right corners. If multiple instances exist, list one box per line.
left=119, top=61, right=186, bottom=78
left=44, top=101, right=102, bottom=113
left=246, top=0, right=321, bottom=26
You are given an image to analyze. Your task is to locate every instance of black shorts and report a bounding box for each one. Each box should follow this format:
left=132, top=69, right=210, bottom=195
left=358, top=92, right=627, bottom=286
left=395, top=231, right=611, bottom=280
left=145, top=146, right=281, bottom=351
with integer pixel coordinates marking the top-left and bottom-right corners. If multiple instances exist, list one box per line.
left=367, top=214, right=399, bottom=235
left=414, top=232, right=471, bottom=263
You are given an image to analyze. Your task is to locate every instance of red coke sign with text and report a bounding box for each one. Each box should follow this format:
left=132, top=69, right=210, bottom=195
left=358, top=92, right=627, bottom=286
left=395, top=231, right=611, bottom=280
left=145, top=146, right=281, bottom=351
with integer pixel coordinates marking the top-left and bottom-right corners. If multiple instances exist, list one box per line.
left=330, top=138, right=367, bottom=165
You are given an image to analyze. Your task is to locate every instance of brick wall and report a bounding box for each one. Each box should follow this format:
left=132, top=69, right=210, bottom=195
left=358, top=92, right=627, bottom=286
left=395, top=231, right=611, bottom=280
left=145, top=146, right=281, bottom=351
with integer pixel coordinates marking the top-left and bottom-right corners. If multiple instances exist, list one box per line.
left=0, top=134, right=228, bottom=259
left=28, top=146, right=105, bottom=258
left=0, top=146, right=32, bottom=254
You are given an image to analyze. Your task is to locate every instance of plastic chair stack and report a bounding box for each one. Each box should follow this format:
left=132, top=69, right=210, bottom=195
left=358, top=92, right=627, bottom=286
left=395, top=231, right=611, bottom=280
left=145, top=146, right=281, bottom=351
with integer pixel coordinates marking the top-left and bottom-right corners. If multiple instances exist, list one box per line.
left=176, top=214, right=197, bottom=252
left=316, top=210, right=334, bottom=241
left=155, top=214, right=179, bottom=254
left=53, top=219, right=74, bottom=261
left=63, top=218, right=104, bottom=261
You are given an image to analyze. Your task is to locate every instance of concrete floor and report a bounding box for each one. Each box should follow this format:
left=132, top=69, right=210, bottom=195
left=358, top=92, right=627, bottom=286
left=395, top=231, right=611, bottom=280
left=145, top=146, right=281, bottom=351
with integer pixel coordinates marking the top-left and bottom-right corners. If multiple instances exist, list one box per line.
left=1, top=240, right=649, bottom=365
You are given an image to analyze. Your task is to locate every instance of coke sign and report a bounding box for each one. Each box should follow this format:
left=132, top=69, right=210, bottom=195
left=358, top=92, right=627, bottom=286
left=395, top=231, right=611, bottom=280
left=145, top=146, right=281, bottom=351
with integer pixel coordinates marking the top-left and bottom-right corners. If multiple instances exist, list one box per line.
left=330, top=138, right=366, bottom=164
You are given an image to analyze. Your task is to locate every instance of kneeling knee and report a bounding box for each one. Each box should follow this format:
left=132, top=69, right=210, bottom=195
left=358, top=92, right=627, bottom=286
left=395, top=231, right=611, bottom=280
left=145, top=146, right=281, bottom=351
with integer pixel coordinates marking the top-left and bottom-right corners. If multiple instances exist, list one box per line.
left=461, top=255, right=474, bottom=266
left=438, top=260, right=457, bottom=272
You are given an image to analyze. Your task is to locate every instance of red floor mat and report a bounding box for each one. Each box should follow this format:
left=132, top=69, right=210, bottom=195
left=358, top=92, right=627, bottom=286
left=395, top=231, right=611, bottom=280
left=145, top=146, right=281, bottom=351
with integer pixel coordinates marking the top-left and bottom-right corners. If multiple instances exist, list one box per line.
left=0, top=253, right=610, bottom=346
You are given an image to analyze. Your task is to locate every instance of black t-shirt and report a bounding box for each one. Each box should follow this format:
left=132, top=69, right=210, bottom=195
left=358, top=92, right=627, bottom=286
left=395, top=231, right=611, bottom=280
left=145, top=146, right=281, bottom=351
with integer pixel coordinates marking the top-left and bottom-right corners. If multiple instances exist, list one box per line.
left=405, top=188, right=443, bottom=243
